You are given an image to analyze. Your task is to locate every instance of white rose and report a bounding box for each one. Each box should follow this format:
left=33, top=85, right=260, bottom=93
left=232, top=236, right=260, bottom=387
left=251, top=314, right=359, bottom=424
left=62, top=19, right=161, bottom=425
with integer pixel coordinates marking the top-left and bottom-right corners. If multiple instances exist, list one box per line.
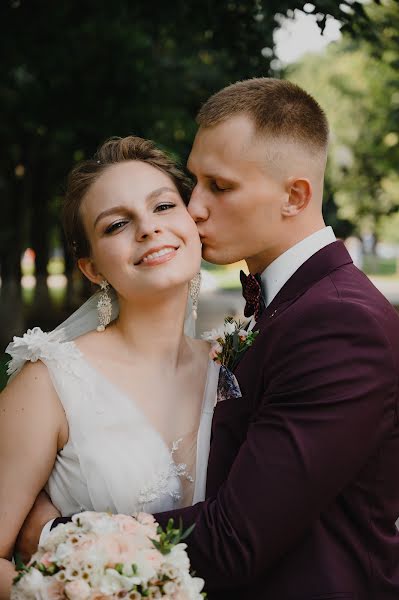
left=201, top=326, right=225, bottom=343
left=133, top=550, right=159, bottom=582
left=41, top=523, right=73, bottom=552
left=224, top=322, right=236, bottom=336
left=166, top=543, right=190, bottom=572
left=64, top=580, right=91, bottom=600
left=163, top=581, right=178, bottom=595
left=100, top=569, right=140, bottom=594
left=179, top=572, right=205, bottom=600
left=78, top=513, right=119, bottom=535
left=13, top=568, right=44, bottom=596
left=54, top=541, right=74, bottom=563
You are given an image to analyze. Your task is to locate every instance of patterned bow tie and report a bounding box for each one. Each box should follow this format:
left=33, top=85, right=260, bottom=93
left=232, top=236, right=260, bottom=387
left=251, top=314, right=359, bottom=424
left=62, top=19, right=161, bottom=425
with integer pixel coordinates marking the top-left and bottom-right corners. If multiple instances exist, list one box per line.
left=240, top=270, right=265, bottom=321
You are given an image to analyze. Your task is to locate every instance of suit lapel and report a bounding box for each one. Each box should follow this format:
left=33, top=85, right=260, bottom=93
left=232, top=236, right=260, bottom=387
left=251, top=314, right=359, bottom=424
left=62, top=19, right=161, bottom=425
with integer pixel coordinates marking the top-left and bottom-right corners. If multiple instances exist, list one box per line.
left=255, top=241, right=353, bottom=330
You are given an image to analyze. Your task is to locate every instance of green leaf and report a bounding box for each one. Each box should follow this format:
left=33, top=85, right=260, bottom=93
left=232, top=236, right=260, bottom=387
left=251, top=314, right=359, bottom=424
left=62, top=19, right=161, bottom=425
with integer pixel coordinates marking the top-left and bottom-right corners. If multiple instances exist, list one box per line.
left=13, top=553, right=27, bottom=572
left=180, top=522, right=196, bottom=541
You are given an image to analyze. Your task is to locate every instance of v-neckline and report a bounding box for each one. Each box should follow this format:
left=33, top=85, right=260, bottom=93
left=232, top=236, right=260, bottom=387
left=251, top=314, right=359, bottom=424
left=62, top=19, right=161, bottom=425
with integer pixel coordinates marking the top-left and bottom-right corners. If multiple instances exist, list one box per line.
left=71, top=340, right=213, bottom=459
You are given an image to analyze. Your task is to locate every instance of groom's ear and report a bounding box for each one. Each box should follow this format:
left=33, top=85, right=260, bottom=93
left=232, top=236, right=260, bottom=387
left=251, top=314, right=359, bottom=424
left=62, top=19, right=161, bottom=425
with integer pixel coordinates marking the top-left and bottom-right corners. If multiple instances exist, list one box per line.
left=281, top=177, right=312, bottom=217
left=77, top=257, right=103, bottom=285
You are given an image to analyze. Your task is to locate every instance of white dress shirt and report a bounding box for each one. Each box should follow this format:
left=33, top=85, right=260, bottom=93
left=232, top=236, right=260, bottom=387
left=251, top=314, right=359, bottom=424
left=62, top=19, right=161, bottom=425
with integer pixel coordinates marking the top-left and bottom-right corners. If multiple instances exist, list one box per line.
left=261, top=226, right=336, bottom=307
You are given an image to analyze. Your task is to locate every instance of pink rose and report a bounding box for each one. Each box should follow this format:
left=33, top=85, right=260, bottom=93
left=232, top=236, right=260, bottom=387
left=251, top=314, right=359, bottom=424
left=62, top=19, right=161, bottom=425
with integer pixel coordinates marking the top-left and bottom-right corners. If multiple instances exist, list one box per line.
left=113, top=514, right=141, bottom=535
left=40, top=551, right=54, bottom=568
left=46, top=580, right=65, bottom=600
left=209, top=343, right=222, bottom=362
left=64, top=579, right=91, bottom=600
left=135, top=512, right=156, bottom=526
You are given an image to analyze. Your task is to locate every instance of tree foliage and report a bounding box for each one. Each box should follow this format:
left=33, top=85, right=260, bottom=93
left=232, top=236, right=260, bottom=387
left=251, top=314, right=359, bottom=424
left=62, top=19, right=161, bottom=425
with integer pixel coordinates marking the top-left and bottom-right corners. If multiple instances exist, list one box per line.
left=287, top=0, right=399, bottom=240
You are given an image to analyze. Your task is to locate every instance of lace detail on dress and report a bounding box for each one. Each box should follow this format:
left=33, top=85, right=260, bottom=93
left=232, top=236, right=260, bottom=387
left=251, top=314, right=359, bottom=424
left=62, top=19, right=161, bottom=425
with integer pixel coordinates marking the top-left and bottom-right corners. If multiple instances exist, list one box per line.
left=5, top=327, right=82, bottom=379
left=137, top=438, right=194, bottom=506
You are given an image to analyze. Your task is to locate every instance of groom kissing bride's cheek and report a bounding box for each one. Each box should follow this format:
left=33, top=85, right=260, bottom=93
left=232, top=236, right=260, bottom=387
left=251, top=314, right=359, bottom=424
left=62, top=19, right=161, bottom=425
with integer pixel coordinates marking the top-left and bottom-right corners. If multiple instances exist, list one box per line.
left=1, top=78, right=399, bottom=600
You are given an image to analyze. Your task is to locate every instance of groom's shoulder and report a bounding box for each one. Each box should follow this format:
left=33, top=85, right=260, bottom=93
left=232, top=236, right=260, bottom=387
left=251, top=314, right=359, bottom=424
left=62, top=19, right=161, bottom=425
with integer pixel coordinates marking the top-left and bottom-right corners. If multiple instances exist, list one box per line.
left=282, top=261, right=399, bottom=343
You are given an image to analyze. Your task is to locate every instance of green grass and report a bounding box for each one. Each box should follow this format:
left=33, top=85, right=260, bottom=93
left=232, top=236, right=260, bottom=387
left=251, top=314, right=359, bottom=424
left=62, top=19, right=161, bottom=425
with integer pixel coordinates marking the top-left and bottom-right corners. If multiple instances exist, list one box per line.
left=363, top=256, right=398, bottom=277
left=209, top=267, right=242, bottom=290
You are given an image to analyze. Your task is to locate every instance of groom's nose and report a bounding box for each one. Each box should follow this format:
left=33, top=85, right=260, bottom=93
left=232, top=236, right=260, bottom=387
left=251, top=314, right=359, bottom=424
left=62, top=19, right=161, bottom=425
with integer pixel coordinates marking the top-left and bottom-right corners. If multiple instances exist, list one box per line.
left=188, top=186, right=209, bottom=223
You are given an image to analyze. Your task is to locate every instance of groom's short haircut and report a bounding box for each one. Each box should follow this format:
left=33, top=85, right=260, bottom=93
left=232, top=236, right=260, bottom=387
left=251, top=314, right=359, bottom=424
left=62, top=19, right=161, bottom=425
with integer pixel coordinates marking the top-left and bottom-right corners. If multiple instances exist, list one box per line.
left=196, top=78, right=329, bottom=156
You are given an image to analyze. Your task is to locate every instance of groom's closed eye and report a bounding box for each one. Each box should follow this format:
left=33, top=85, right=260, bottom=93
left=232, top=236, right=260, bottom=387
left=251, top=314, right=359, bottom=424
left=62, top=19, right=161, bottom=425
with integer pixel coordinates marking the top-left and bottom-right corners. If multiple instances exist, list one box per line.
left=210, top=180, right=231, bottom=193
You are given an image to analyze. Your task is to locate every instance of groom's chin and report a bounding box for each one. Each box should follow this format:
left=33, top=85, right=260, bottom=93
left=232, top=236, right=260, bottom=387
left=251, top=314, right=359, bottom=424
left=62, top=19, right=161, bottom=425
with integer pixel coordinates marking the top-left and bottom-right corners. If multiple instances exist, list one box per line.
left=201, top=245, right=239, bottom=266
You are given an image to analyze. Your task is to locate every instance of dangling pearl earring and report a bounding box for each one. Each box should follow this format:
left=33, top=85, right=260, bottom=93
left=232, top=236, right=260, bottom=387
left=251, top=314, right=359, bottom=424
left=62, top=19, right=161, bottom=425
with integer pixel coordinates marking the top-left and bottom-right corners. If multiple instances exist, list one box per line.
left=97, top=280, right=112, bottom=332
left=189, top=272, right=201, bottom=320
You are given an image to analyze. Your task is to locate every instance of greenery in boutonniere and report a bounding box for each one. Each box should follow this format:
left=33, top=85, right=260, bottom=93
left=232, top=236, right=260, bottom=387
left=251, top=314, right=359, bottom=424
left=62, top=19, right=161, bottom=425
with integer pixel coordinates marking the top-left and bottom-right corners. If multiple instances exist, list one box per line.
left=202, top=317, right=259, bottom=371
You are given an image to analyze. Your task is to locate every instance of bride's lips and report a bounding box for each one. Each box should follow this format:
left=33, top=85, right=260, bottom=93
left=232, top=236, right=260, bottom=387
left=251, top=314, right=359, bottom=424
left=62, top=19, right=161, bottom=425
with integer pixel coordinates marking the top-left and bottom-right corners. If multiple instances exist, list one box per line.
left=135, top=245, right=179, bottom=267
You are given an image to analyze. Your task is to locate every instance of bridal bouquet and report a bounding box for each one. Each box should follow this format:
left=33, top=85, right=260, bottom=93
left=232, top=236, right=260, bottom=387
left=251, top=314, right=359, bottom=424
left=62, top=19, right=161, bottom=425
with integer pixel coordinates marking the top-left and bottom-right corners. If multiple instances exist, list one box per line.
left=11, top=512, right=204, bottom=600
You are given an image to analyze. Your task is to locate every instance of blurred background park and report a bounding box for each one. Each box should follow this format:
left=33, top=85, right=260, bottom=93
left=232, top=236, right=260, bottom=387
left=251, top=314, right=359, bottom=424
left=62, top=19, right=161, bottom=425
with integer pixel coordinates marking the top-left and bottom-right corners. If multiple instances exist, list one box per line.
left=0, top=0, right=398, bottom=390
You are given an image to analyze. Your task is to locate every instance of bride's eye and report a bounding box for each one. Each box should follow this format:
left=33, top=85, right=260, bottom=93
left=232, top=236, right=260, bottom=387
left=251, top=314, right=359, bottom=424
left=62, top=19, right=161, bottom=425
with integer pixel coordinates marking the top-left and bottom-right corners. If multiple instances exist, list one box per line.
left=155, top=203, right=176, bottom=212
left=104, top=220, right=128, bottom=234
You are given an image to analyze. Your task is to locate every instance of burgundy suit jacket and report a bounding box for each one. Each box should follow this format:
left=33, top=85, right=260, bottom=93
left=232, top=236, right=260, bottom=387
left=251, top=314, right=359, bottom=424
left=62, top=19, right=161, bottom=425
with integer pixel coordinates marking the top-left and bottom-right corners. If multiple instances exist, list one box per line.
left=155, top=241, right=399, bottom=599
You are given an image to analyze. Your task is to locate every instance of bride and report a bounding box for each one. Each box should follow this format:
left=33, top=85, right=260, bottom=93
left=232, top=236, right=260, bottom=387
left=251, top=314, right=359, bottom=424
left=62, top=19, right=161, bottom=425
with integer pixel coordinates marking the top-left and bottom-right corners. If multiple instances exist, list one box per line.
left=0, top=136, right=232, bottom=597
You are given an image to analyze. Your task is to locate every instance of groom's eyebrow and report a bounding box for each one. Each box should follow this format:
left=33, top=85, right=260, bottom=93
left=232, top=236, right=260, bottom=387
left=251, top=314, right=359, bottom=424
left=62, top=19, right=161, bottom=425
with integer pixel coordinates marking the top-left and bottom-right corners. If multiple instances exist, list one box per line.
left=93, top=187, right=179, bottom=228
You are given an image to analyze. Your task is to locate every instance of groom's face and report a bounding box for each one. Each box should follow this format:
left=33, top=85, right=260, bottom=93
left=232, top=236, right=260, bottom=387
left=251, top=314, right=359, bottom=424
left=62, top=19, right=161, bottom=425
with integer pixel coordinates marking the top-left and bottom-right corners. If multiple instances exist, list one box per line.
left=187, top=114, right=287, bottom=267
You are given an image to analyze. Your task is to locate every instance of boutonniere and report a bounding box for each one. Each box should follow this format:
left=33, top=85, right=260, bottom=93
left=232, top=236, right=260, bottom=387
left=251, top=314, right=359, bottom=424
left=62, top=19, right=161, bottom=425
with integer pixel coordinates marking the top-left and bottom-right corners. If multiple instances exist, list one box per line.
left=202, top=317, right=259, bottom=370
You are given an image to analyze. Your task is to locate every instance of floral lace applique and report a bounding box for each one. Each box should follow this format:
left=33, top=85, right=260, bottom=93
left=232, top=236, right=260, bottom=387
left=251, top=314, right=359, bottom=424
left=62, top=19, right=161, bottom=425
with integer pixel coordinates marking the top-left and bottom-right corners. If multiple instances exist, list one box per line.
left=137, top=438, right=194, bottom=506
left=6, top=327, right=82, bottom=379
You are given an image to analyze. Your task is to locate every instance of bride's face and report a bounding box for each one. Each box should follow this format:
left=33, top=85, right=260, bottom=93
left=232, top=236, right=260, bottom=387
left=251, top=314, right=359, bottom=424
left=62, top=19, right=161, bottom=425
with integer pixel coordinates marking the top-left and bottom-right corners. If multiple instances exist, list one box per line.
left=78, top=160, right=201, bottom=299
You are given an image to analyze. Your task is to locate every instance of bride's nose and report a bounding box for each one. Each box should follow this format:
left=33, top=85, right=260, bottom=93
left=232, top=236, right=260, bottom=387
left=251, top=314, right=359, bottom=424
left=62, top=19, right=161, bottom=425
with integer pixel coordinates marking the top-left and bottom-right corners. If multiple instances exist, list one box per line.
left=135, top=216, right=161, bottom=241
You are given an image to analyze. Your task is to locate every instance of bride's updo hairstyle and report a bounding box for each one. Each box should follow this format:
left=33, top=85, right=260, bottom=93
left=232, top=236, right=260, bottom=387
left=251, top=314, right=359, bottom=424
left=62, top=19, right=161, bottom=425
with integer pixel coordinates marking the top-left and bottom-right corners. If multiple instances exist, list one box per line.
left=63, top=136, right=193, bottom=259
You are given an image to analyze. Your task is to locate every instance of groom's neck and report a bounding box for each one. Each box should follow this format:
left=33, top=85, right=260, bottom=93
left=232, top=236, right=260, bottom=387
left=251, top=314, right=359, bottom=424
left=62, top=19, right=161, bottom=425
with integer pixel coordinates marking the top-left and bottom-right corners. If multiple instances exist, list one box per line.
left=246, top=217, right=326, bottom=274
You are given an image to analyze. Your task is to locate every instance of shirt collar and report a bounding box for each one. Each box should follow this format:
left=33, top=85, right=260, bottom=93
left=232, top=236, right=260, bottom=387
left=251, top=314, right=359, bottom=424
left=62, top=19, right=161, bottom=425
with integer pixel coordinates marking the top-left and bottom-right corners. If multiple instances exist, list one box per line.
left=260, top=226, right=336, bottom=307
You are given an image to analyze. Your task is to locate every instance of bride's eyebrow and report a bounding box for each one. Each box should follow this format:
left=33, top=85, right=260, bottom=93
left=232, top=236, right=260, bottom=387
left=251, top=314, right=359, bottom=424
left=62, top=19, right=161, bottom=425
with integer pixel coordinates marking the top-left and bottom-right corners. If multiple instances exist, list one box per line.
left=146, top=186, right=179, bottom=201
left=93, top=205, right=130, bottom=228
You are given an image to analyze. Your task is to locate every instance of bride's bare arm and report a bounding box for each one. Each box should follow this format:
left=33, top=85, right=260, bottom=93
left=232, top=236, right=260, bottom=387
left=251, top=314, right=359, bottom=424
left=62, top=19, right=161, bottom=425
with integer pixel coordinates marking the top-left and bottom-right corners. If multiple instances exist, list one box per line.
left=0, top=361, right=66, bottom=599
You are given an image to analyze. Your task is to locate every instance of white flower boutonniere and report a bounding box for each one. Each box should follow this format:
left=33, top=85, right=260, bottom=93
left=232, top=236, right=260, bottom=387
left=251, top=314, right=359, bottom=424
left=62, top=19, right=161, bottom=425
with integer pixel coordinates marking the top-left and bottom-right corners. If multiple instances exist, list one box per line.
left=202, top=316, right=259, bottom=370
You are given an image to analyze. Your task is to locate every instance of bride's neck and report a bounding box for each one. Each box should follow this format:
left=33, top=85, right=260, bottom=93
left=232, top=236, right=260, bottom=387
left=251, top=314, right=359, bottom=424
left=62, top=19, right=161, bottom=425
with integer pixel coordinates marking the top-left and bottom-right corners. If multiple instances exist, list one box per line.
left=111, top=285, right=191, bottom=368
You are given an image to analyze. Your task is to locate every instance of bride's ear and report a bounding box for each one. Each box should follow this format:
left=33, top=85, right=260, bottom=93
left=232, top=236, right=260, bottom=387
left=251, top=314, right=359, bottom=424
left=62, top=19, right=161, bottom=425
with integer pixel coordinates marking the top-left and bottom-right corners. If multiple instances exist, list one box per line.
left=77, top=257, right=103, bottom=286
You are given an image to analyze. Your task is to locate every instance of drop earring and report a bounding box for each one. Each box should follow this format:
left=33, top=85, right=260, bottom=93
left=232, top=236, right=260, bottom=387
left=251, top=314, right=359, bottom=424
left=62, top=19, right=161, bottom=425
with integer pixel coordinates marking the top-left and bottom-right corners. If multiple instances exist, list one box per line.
left=97, top=280, right=112, bottom=332
left=189, top=272, right=201, bottom=321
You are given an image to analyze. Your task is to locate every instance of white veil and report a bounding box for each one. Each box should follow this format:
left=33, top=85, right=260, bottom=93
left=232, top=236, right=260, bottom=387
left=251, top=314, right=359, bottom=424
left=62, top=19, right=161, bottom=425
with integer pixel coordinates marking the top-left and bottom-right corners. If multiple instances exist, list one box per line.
left=5, top=288, right=197, bottom=383
left=53, top=287, right=197, bottom=342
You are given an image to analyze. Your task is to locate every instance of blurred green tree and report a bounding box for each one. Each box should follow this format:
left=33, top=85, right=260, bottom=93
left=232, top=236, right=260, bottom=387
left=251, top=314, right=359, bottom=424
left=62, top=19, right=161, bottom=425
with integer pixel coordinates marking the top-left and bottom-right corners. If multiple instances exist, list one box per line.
left=287, top=0, right=399, bottom=243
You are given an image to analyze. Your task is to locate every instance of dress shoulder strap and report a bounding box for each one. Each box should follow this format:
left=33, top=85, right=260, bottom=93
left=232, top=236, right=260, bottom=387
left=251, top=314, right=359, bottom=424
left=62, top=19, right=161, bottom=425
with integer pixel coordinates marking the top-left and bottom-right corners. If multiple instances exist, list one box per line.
left=5, top=327, right=81, bottom=381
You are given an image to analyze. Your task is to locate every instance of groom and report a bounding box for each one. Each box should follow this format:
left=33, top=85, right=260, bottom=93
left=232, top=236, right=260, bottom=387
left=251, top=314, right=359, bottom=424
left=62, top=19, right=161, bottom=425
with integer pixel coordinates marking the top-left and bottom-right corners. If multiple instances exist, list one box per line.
left=20, top=79, right=399, bottom=598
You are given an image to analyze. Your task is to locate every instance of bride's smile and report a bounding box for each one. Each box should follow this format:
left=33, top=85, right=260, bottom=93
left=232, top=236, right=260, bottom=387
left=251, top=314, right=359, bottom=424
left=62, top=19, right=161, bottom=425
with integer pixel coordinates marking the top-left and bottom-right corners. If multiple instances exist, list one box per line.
left=135, top=245, right=179, bottom=267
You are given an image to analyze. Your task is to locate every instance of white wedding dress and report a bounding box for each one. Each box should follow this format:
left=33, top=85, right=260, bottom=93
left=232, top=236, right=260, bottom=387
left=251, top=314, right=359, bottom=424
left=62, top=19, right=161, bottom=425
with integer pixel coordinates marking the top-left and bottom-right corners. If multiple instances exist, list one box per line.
left=6, top=322, right=221, bottom=518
